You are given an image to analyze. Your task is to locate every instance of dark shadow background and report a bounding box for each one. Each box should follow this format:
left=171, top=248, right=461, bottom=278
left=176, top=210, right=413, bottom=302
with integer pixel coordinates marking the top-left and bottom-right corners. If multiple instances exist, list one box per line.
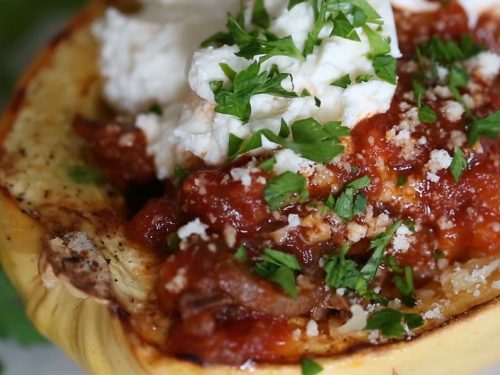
left=0, top=0, right=87, bottom=109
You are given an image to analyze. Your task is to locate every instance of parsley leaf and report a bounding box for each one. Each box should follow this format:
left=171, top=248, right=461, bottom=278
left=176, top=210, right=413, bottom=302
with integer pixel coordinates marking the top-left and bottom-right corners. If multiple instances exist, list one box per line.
left=324, top=244, right=364, bottom=291
left=234, top=245, right=248, bottom=262
left=331, top=74, right=352, bottom=88
left=228, top=132, right=263, bottom=159
left=264, top=172, right=310, bottom=211
left=365, top=308, right=424, bottom=338
left=172, top=165, right=190, bottom=187
left=393, top=266, right=416, bottom=307
left=226, top=15, right=304, bottom=61
left=252, top=0, right=270, bottom=29
left=418, top=105, right=437, bottom=123
left=468, top=111, right=500, bottom=146
left=333, top=176, right=371, bottom=221
left=261, top=118, right=349, bottom=163
left=372, top=55, right=397, bottom=85
left=360, top=221, right=402, bottom=283
left=301, top=357, right=323, bottom=375
left=418, top=35, right=484, bottom=65
left=260, top=156, right=277, bottom=171
left=212, top=61, right=297, bottom=122
left=254, top=248, right=302, bottom=298
left=331, top=12, right=360, bottom=42
left=67, top=165, right=104, bottom=185
left=303, top=1, right=328, bottom=56
left=449, top=147, right=468, bottom=182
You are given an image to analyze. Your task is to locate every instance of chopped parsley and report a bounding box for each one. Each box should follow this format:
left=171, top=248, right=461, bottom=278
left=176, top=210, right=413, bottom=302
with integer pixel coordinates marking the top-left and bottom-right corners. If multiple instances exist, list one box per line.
left=301, top=357, right=323, bottom=375
left=264, top=172, right=310, bottom=211
left=393, top=266, right=416, bottom=307
left=172, top=165, right=190, bottom=187
left=449, top=147, right=468, bottom=182
left=67, top=165, right=104, bottom=185
left=167, top=233, right=181, bottom=250
left=324, top=222, right=402, bottom=303
left=365, top=308, right=424, bottom=338
left=212, top=61, right=297, bottom=122
left=229, top=118, right=350, bottom=163
left=251, top=0, right=270, bottom=29
left=332, top=176, right=371, bottom=221
left=418, top=105, right=438, bottom=124
left=397, top=175, right=408, bottom=186
left=254, top=248, right=302, bottom=298
left=234, top=245, right=248, bottom=262
left=331, top=74, right=352, bottom=88
left=360, top=221, right=402, bottom=283
left=259, top=156, right=277, bottom=171
left=225, top=15, right=304, bottom=61
left=468, top=111, right=500, bottom=146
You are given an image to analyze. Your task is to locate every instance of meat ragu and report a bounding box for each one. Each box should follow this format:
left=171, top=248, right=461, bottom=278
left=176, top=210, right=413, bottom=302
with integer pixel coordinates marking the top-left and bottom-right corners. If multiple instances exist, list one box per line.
left=72, top=1, right=500, bottom=367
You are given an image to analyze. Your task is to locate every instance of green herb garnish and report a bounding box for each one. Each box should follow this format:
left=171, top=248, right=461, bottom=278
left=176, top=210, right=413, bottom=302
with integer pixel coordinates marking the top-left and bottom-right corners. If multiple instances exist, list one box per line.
left=67, top=165, right=104, bottom=185
left=301, top=357, right=323, bottom=375
left=254, top=248, right=302, bottom=298
left=449, top=147, right=468, bottom=182
left=264, top=172, right=309, bottom=211
left=234, top=245, right=248, bottom=262
left=365, top=308, right=424, bottom=338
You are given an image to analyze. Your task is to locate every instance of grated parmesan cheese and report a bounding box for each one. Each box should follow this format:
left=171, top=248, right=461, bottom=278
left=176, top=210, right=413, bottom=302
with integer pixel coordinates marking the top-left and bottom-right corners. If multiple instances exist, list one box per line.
left=177, top=218, right=209, bottom=240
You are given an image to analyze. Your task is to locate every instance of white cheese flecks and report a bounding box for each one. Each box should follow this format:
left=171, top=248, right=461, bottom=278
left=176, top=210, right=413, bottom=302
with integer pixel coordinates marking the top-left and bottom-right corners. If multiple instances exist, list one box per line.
left=441, top=100, right=465, bottom=122
left=391, top=224, right=414, bottom=252
left=391, top=0, right=440, bottom=12
left=458, top=0, right=500, bottom=27
left=164, top=267, right=188, bottom=293
left=336, top=305, right=369, bottom=334
left=177, top=218, right=209, bottom=240
left=93, top=1, right=240, bottom=113
left=464, top=51, right=500, bottom=82
left=288, top=214, right=301, bottom=228
left=96, top=0, right=401, bottom=178
left=425, top=149, right=453, bottom=182
left=306, top=319, right=319, bottom=337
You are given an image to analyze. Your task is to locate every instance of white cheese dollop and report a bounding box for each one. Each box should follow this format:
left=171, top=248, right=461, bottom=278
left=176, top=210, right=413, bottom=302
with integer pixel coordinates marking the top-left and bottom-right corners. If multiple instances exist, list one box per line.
left=96, top=0, right=401, bottom=178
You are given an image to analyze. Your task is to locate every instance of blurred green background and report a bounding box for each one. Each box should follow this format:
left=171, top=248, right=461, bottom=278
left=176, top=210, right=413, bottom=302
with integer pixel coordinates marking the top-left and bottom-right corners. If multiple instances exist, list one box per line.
left=0, top=0, right=86, bottom=357
left=0, top=0, right=87, bottom=108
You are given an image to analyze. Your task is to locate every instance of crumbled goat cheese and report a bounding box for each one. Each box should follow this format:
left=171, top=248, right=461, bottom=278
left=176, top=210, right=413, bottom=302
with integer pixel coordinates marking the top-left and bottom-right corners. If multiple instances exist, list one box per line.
left=347, top=222, right=368, bottom=243
left=223, top=225, right=237, bottom=248
left=177, top=218, right=209, bottom=240
left=391, top=0, right=440, bottom=12
left=306, top=319, right=319, bottom=337
left=441, top=100, right=465, bottom=122
left=464, top=51, right=500, bottom=82
left=423, top=305, right=443, bottom=321
left=97, top=0, right=401, bottom=178
left=443, top=260, right=500, bottom=294
left=448, top=130, right=467, bottom=149
left=458, top=0, right=500, bottom=27
left=231, top=167, right=258, bottom=188
left=391, top=224, right=414, bottom=252
left=336, top=305, right=369, bottom=334
left=93, top=1, right=239, bottom=113
left=164, top=267, right=187, bottom=293
left=437, top=216, right=455, bottom=230
left=288, top=214, right=301, bottom=228
left=425, top=149, right=453, bottom=181
left=273, top=149, right=316, bottom=175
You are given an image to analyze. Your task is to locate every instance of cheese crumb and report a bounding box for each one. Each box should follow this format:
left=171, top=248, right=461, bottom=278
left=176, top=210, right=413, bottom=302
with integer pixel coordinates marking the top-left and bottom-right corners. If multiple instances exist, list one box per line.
left=347, top=222, right=368, bottom=243
left=441, top=100, right=464, bottom=122
left=426, top=149, right=453, bottom=181
left=164, top=267, right=187, bottom=293
left=288, top=214, right=301, bottom=228
left=177, top=218, right=209, bottom=240
left=306, top=320, right=319, bottom=337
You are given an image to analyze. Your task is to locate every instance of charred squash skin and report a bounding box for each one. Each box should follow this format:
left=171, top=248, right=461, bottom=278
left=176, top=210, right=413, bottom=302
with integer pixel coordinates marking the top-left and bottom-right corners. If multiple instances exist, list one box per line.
left=0, top=1, right=499, bottom=375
